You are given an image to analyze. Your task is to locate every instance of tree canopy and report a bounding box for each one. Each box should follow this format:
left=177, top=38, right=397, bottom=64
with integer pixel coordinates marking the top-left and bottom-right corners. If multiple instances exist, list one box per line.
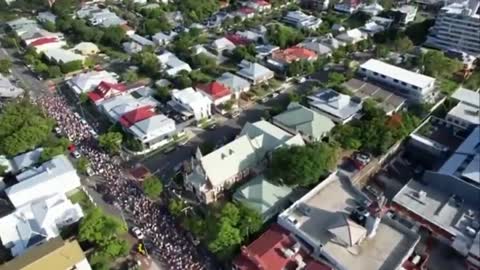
left=422, top=50, right=462, bottom=79
left=142, top=176, right=163, bottom=199
left=101, top=26, right=126, bottom=48
left=177, top=0, right=219, bottom=23
left=98, top=132, right=123, bottom=154
left=131, top=50, right=159, bottom=76
left=231, top=44, right=256, bottom=63
left=267, top=24, right=304, bottom=49
left=0, top=59, right=12, bottom=75
left=267, top=143, right=338, bottom=187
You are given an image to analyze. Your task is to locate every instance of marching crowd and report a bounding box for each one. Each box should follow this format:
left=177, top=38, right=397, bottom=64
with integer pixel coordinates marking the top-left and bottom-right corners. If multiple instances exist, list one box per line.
left=35, top=94, right=211, bottom=270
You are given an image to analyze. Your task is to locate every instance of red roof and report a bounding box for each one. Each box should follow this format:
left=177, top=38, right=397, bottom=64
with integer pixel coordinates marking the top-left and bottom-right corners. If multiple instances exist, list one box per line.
left=225, top=33, right=251, bottom=45
left=29, top=37, right=58, bottom=47
left=238, top=7, right=256, bottom=15
left=88, top=81, right=127, bottom=102
left=272, top=46, right=318, bottom=63
left=197, top=82, right=231, bottom=100
left=233, top=224, right=333, bottom=270
left=255, top=0, right=271, bottom=6
left=119, top=106, right=155, bottom=128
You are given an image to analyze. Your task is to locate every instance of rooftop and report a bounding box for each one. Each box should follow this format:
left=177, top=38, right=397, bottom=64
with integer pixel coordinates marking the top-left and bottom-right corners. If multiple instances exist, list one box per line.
left=68, top=70, right=118, bottom=94
left=271, top=46, right=317, bottom=64
left=280, top=173, right=420, bottom=270
left=43, top=48, right=85, bottom=63
left=360, top=59, right=435, bottom=90
left=447, top=102, right=480, bottom=126
left=196, top=81, right=231, bottom=99
left=451, top=87, right=480, bottom=108
left=11, top=148, right=43, bottom=173
left=118, top=106, right=156, bottom=128
left=441, top=0, right=480, bottom=18
left=87, top=81, right=127, bottom=102
left=307, top=89, right=362, bottom=121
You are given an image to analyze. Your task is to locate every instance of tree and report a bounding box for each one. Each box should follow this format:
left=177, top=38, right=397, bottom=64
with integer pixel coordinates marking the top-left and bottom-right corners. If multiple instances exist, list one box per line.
left=173, top=73, right=192, bottom=89
left=154, top=86, right=170, bottom=102
left=327, top=72, right=346, bottom=87
left=47, top=65, right=62, bottom=78
left=237, top=204, right=262, bottom=238
left=142, top=176, right=163, bottom=199
left=0, top=59, right=12, bottom=75
left=0, top=164, right=8, bottom=176
left=102, top=26, right=126, bottom=47
left=394, top=36, right=414, bottom=53
left=168, top=198, right=187, bottom=217
left=177, top=0, right=219, bottom=23
left=267, top=24, right=304, bottom=48
left=98, top=132, right=123, bottom=154
left=42, top=21, right=57, bottom=32
left=267, top=143, right=338, bottom=187
left=52, top=0, right=75, bottom=17
left=76, top=156, right=90, bottom=174
left=231, top=45, right=256, bottom=63
left=131, top=50, right=159, bottom=76
left=39, top=146, right=65, bottom=163
left=60, top=60, right=83, bottom=74
left=374, top=44, right=389, bottom=58
left=405, top=19, right=435, bottom=45
left=208, top=222, right=242, bottom=258
left=422, top=51, right=462, bottom=79
left=191, top=53, right=216, bottom=69
left=121, top=70, right=138, bottom=82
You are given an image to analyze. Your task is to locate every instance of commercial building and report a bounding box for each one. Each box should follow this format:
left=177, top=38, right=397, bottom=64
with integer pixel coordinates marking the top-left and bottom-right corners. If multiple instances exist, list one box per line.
left=425, top=0, right=480, bottom=56
left=392, top=127, right=480, bottom=269
left=170, top=87, right=212, bottom=121
left=278, top=173, right=420, bottom=270
left=185, top=120, right=304, bottom=204
left=67, top=70, right=119, bottom=95
left=446, top=87, right=480, bottom=128
left=236, top=60, right=274, bottom=85
left=307, top=89, right=363, bottom=124
left=0, top=194, right=83, bottom=257
left=273, top=102, right=335, bottom=142
left=6, top=155, right=81, bottom=208
left=359, top=59, right=436, bottom=102
left=283, top=10, right=322, bottom=30
left=0, top=237, right=91, bottom=270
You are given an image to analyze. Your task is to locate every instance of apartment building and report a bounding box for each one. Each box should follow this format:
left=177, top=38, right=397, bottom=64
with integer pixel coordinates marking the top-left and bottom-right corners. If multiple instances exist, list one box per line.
left=446, top=87, right=480, bottom=128
left=425, top=0, right=480, bottom=56
left=358, top=59, right=436, bottom=102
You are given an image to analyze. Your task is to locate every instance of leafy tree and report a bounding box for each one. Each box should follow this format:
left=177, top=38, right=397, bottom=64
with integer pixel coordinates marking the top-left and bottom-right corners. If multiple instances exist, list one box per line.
left=131, top=50, right=159, bottom=76
left=422, top=51, right=462, bottom=79
left=124, top=136, right=143, bottom=152
left=121, top=70, right=139, bottom=82
left=267, top=24, right=304, bottom=48
left=154, top=86, right=171, bottom=102
left=42, top=21, right=57, bottom=32
left=189, top=70, right=212, bottom=84
left=0, top=59, right=12, bottom=75
left=98, top=132, right=123, bottom=154
left=327, top=72, right=346, bottom=87
left=191, top=53, right=216, bottom=69
left=464, top=71, right=480, bottom=90
left=237, top=204, right=262, bottom=238
left=168, top=198, right=187, bottom=217
left=173, top=73, right=192, bottom=89
left=177, top=0, right=219, bottom=23
left=76, top=156, right=90, bottom=174
left=39, top=146, right=65, bottom=163
left=267, top=143, right=338, bottom=187
left=0, top=164, right=8, bottom=176
left=394, top=36, right=414, bottom=53
left=60, top=60, right=83, bottom=74
left=231, top=45, right=256, bottom=63
left=142, top=176, right=163, bottom=199
left=405, top=19, right=435, bottom=45
left=52, top=0, right=75, bottom=17
left=101, top=26, right=126, bottom=47
left=47, top=65, right=62, bottom=78
left=208, top=222, right=242, bottom=258
left=374, top=44, right=389, bottom=58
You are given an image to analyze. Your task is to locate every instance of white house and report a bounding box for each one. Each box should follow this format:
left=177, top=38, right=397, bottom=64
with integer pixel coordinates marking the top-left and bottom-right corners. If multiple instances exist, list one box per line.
left=283, top=10, right=322, bottom=30
left=212, top=37, right=236, bottom=53
left=170, top=87, right=212, bottom=121
left=5, top=155, right=81, bottom=208
left=36, top=11, right=57, bottom=24
left=307, top=89, right=363, bottom=124
left=360, top=2, right=384, bottom=16
left=67, top=70, right=118, bottom=95
left=43, top=48, right=85, bottom=65
left=336, top=28, right=367, bottom=44
left=236, top=60, right=274, bottom=85
left=157, top=51, right=192, bottom=76
left=358, top=59, right=436, bottom=102
left=152, top=31, right=177, bottom=46
left=0, top=193, right=83, bottom=257
left=0, top=74, right=24, bottom=99
left=123, top=41, right=143, bottom=54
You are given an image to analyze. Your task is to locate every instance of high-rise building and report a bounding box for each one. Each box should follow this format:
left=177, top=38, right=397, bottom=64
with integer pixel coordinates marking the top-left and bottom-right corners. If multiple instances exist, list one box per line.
left=425, top=0, right=480, bottom=56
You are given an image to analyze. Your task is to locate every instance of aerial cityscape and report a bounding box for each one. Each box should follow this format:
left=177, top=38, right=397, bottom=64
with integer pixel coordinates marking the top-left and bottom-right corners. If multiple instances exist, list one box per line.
left=0, top=0, right=478, bottom=270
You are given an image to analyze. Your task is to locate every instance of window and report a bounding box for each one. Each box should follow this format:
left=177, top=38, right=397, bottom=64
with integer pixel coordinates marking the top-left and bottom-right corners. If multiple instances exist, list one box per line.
left=394, top=79, right=399, bottom=83
left=373, top=72, right=379, bottom=76
left=380, top=75, right=386, bottom=78
left=401, top=82, right=407, bottom=86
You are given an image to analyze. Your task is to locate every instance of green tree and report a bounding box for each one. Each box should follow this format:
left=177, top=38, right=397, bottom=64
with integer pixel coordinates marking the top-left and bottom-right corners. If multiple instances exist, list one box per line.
left=60, top=60, right=83, bottom=74
left=422, top=50, right=462, bottom=79
left=98, top=132, right=123, bottom=154
left=191, top=53, right=216, bottom=69
left=394, top=36, right=414, bottom=53
left=208, top=221, right=242, bottom=258
left=177, top=0, right=219, bottom=22
left=76, top=156, right=90, bottom=174
left=267, top=24, right=304, bottom=48
left=405, top=19, right=435, bottom=45
left=0, top=164, right=8, bottom=176
left=0, top=59, right=12, bottom=75
left=131, top=50, right=159, bottom=76
left=47, top=65, right=62, bottom=78
left=173, top=73, right=192, bottom=89
left=374, top=44, right=390, bottom=58
left=39, top=146, right=65, bottom=163
left=168, top=198, right=187, bottom=217
left=101, top=26, right=126, bottom=47
left=327, top=72, right=346, bottom=87
left=142, top=176, right=163, bottom=199
left=121, top=70, right=138, bottom=82
left=237, top=204, right=262, bottom=238
left=52, top=0, right=75, bottom=17
left=154, top=86, right=170, bottom=102
left=231, top=45, right=256, bottom=63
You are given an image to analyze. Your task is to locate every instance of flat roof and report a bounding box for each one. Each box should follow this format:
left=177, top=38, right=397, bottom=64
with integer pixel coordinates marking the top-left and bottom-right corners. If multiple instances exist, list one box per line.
left=447, top=102, right=480, bottom=125
left=451, top=87, right=480, bottom=108
left=438, top=127, right=480, bottom=176
left=360, top=59, right=435, bottom=89
left=280, top=173, right=419, bottom=270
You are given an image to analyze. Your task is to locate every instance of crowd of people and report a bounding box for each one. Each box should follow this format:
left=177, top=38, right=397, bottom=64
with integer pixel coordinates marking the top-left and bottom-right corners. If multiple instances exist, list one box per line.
left=35, top=94, right=212, bottom=270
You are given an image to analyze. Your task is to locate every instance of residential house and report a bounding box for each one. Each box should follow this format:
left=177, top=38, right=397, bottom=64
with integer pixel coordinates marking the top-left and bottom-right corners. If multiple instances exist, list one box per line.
left=247, top=0, right=272, bottom=12
left=212, top=37, right=236, bottom=53
left=87, top=81, right=128, bottom=104
left=233, top=175, right=294, bottom=221
left=185, top=120, right=304, bottom=204
left=233, top=224, right=334, bottom=270
left=273, top=102, right=335, bottom=142
left=237, top=60, right=274, bottom=85
left=392, top=5, right=418, bottom=25
left=235, top=7, right=256, bottom=20
left=255, top=44, right=280, bottom=58
left=152, top=31, right=177, bottom=46
left=317, top=34, right=344, bottom=50
left=73, top=42, right=100, bottom=55
left=307, top=89, right=363, bottom=124
left=157, top=51, right=192, bottom=76
left=336, top=28, right=367, bottom=44
left=67, top=70, right=118, bottom=95
left=18, top=28, right=64, bottom=47
left=0, top=74, right=24, bottom=99
left=299, top=40, right=332, bottom=56
left=43, top=48, right=85, bottom=65
left=446, top=87, right=480, bottom=128
left=196, top=81, right=233, bottom=106
left=169, top=87, right=212, bottom=121
left=225, top=33, right=252, bottom=46
left=358, top=59, right=436, bottom=102
left=10, top=148, right=43, bottom=173
left=192, top=45, right=221, bottom=64
left=283, top=10, right=322, bottom=30
left=6, top=18, right=37, bottom=31
left=331, top=23, right=346, bottom=33
left=360, top=2, right=384, bottom=16
left=0, top=194, right=83, bottom=257
left=28, top=37, right=66, bottom=53
left=5, top=155, right=81, bottom=208
left=236, top=27, right=268, bottom=44
left=270, top=46, right=318, bottom=66
left=36, top=11, right=57, bottom=24
left=335, top=0, right=361, bottom=13
left=122, top=41, right=144, bottom=54
left=130, top=34, right=155, bottom=48
left=86, top=8, right=127, bottom=27
left=216, top=72, right=251, bottom=98
left=360, top=21, right=386, bottom=35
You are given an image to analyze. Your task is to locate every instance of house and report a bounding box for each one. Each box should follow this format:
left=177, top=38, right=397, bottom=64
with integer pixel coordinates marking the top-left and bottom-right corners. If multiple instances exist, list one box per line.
left=18, top=28, right=64, bottom=47
left=10, top=148, right=43, bottom=173
left=360, top=21, right=386, bottom=35
left=73, top=42, right=100, bottom=55
left=334, top=0, right=361, bottom=13
left=247, top=0, right=272, bottom=12
left=299, top=40, right=332, bottom=56
left=211, top=37, right=236, bottom=53
left=270, top=46, right=318, bottom=66
left=86, top=8, right=127, bottom=27
left=360, top=2, right=384, bottom=16
left=283, top=10, right=322, bottom=30
left=225, top=33, right=252, bottom=46
left=307, top=89, right=362, bottom=124
left=157, top=51, right=192, bottom=76
left=67, top=70, right=118, bottom=95
left=273, top=102, right=335, bottom=142
left=36, top=11, right=57, bottom=24
left=122, top=41, right=143, bottom=54
left=358, top=59, right=436, bottom=102
left=6, top=18, right=37, bottom=31
left=130, top=34, right=155, bottom=47
left=235, top=7, right=256, bottom=19
left=237, top=60, right=274, bottom=85
left=0, top=237, right=92, bottom=270
left=192, top=46, right=221, bottom=64
left=152, top=31, right=177, bottom=46
left=233, top=224, right=333, bottom=270
left=336, top=28, right=367, bottom=44
left=301, top=0, right=330, bottom=11
left=317, top=34, right=344, bottom=50
left=43, top=48, right=85, bottom=65
left=126, top=113, right=176, bottom=148
left=392, top=5, right=418, bottom=25
left=87, top=81, right=127, bottom=104
left=331, top=23, right=346, bottom=33
left=5, top=155, right=81, bottom=208
left=196, top=81, right=233, bottom=106
left=120, top=24, right=136, bottom=36
left=28, top=37, right=66, bottom=53
left=0, top=74, right=24, bottom=99
left=446, top=87, right=480, bottom=129
left=169, top=87, right=212, bottom=121
left=255, top=44, right=280, bottom=58
left=0, top=194, right=83, bottom=257
left=233, top=175, right=294, bottom=221
left=185, top=120, right=304, bottom=204
left=216, top=72, right=251, bottom=98
left=236, top=29, right=267, bottom=44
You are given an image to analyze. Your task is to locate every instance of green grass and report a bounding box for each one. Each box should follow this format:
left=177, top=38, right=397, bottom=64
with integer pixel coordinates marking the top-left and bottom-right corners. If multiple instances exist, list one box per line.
left=69, top=189, right=95, bottom=212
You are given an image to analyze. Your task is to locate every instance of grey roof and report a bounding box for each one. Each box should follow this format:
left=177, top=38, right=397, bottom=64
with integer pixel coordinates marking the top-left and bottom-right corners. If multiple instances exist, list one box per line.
left=0, top=74, right=24, bottom=98
left=233, top=174, right=293, bottom=218
left=307, top=89, right=362, bottom=121
left=301, top=41, right=332, bottom=55
left=216, top=72, right=251, bottom=93
left=11, top=148, right=43, bottom=173
left=237, top=60, right=274, bottom=81
left=451, top=87, right=480, bottom=108
left=273, top=102, right=335, bottom=141
left=130, top=34, right=155, bottom=47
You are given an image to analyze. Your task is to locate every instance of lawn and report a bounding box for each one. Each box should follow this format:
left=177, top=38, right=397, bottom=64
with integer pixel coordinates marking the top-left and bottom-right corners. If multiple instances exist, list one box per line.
left=69, top=189, right=95, bottom=212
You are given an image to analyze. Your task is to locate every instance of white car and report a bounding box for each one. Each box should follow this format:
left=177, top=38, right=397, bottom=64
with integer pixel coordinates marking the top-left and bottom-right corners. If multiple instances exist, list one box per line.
left=131, top=227, right=144, bottom=240
left=54, top=127, right=62, bottom=135
left=71, top=151, right=81, bottom=159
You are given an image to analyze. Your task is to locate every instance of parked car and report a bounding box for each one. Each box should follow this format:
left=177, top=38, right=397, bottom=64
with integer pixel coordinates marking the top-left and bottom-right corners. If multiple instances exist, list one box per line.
left=71, top=150, right=81, bottom=159
left=131, top=227, right=144, bottom=240
left=54, top=127, right=62, bottom=136
left=352, top=152, right=371, bottom=170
